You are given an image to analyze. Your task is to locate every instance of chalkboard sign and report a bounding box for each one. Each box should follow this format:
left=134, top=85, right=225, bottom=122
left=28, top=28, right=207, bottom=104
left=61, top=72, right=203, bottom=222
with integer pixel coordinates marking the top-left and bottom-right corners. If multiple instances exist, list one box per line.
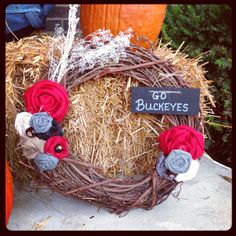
left=131, top=87, right=200, bottom=116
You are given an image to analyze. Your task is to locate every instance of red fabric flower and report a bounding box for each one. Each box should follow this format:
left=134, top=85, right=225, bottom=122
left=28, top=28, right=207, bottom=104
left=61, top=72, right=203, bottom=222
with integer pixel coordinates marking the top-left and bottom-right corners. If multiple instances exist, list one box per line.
left=44, top=136, right=68, bottom=160
left=159, top=125, right=204, bottom=160
left=24, top=80, right=69, bottom=123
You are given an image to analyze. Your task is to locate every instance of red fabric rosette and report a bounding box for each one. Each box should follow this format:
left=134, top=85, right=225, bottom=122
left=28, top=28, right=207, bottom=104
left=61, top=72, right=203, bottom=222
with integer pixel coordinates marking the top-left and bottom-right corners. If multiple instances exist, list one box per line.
left=24, top=80, right=69, bottom=123
left=44, top=136, right=69, bottom=160
left=159, top=125, right=204, bottom=160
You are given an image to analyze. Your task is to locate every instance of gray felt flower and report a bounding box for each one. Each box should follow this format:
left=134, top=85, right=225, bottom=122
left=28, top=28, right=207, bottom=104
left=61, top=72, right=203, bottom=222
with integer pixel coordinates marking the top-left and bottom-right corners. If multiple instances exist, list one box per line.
left=30, top=112, right=53, bottom=133
left=156, top=153, right=175, bottom=180
left=156, top=154, right=167, bottom=177
left=34, top=153, right=59, bottom=171
left=165, top=149, right=192, bottom=174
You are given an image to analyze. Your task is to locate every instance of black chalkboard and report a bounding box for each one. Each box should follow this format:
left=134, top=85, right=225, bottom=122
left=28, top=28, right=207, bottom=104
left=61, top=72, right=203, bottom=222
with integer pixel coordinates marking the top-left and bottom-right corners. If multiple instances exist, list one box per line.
left=131, top=87, right=200, bottom=116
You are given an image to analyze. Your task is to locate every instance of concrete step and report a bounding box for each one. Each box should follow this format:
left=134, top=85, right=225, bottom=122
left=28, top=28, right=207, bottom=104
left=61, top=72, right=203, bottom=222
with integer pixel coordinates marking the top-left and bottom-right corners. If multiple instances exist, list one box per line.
left=7, top=155, right=232, bottom=230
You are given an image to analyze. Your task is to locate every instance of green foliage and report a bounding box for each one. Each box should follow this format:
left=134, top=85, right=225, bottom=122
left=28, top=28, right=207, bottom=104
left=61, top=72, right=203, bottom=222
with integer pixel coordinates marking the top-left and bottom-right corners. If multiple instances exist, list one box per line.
left=161, top=4, right=232, bottom=166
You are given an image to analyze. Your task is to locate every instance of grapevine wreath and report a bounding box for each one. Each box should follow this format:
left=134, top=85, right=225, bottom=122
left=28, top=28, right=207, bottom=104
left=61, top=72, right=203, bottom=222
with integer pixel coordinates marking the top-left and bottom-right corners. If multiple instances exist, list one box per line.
left=6, top=7, right=214, bottom=214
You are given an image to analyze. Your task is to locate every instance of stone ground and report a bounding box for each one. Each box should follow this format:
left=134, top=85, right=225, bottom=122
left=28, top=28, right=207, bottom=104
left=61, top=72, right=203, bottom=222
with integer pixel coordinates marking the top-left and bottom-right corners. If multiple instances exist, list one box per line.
left=7, top=154, right=232, bottom=231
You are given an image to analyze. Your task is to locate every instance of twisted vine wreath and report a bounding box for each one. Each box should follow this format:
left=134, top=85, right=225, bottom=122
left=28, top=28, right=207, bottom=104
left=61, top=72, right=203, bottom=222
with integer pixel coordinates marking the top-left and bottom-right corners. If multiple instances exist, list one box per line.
left=15, top=44, right=204, bottom=214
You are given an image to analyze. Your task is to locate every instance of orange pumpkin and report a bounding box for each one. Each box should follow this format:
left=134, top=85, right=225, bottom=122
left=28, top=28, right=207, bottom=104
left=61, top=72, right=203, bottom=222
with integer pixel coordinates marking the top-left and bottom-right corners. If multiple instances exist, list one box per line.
left=5, top=160, right=13, bottom=225
left=80, top=4, right=167, bottom=49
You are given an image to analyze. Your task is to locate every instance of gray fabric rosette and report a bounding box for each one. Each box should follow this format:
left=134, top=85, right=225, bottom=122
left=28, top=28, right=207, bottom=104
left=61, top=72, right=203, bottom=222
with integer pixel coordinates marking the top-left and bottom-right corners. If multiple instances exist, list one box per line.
left=30, top=112, right=53, bottom=133
left=34, top=153, right=59, bottom=171
left=156, top=149, right=192, bottom=180
left=156, top=154, right=167, bottom=177
left=156, top=153, right=175, bottom=180
left=165, top=149, right=192, bottom=174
